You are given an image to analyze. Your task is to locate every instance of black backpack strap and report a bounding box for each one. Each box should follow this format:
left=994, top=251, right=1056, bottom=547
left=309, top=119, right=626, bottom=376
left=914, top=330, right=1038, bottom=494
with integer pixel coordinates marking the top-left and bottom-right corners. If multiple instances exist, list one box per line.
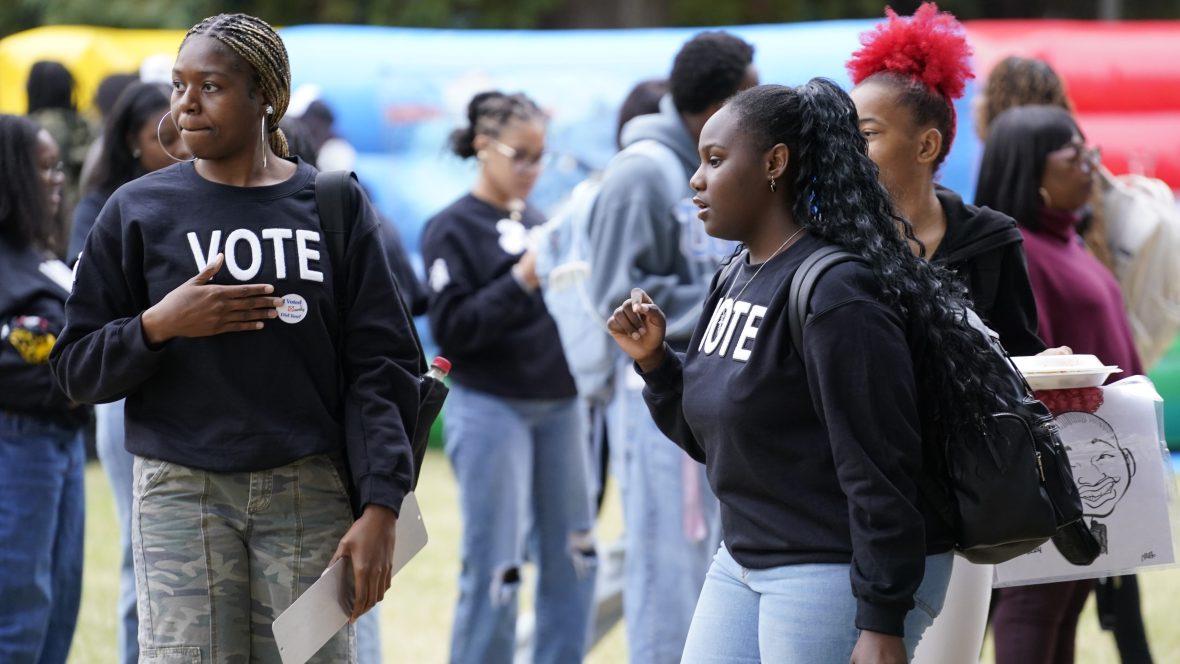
left=787, top=246, right=861, bottom=354
left=315, top=170, right=358, bottom=320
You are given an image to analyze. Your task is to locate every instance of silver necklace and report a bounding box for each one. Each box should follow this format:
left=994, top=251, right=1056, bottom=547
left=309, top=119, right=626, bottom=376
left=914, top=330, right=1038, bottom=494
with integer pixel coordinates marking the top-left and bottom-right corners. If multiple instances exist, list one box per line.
left=712, top=227, right=807, bottom=337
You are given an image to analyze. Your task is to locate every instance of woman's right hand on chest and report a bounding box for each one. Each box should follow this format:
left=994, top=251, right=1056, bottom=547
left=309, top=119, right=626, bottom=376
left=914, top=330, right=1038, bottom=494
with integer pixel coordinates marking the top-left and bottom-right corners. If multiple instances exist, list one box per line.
left=140, top=253, right=283, bottom=346
left=607, top=288, right=667, bottom=373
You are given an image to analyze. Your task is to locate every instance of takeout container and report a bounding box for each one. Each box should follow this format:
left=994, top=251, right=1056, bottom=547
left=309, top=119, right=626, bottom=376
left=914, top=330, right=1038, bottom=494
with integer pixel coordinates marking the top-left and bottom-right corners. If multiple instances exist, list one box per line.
left=1011, top=354, right=1123, bottom=390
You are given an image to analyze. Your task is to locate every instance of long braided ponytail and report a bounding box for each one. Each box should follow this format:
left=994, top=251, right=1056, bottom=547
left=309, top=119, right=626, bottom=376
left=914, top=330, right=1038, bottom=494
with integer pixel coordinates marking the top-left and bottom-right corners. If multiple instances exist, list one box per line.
left=730, top=80, right=1011, bottom=444
left=183, top=13, right=291, bottom=159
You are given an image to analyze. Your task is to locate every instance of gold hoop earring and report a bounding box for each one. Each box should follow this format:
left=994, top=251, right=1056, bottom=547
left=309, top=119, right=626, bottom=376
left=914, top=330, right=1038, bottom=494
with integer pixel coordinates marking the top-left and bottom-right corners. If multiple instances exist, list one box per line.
left=769, top=177, right=777, bottom=193
left=1039, top=186, right=1053, bottom=208
left=157, top=114, right=196, bottom=163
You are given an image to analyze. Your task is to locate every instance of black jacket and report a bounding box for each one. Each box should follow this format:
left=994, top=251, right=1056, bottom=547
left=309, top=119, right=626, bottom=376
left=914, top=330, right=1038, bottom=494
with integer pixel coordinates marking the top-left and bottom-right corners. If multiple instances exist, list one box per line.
left=932, top=187, right=1045, bottom=356
left=0, top=238, right=87, bottom=427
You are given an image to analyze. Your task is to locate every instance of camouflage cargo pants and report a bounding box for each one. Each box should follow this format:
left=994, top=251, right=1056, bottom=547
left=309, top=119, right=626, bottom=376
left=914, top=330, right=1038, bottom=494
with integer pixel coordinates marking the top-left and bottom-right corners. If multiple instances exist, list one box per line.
left=132, top=454, right=356, bottom=664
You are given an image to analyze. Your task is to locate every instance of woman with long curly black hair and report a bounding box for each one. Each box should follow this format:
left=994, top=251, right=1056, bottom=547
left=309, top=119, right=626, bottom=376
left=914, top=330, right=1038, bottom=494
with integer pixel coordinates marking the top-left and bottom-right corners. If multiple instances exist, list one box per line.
left=606, top=79, right=1013, bottom=663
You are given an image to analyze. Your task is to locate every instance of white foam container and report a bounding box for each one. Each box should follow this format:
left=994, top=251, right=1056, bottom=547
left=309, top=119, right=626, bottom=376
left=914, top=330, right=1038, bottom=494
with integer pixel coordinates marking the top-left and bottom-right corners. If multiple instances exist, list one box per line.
left=1010, top=354, right=1122, bottom=390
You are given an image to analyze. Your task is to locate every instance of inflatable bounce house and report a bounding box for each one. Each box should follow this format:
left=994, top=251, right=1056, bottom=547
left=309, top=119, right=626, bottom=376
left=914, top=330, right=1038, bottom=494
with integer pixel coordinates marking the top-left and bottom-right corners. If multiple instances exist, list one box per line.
left=2, top=19, right=1178, bottom=445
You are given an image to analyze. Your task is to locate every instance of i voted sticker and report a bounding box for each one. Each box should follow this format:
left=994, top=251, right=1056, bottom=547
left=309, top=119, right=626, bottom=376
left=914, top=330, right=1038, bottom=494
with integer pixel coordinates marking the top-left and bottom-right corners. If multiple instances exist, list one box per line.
left=277, top=294, right=308, bottom=324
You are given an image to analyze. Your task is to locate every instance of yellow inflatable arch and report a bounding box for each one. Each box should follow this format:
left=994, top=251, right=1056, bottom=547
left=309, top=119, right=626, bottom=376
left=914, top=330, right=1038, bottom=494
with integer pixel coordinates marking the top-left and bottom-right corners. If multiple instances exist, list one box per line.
left=0, top=26, right=185, bottom=115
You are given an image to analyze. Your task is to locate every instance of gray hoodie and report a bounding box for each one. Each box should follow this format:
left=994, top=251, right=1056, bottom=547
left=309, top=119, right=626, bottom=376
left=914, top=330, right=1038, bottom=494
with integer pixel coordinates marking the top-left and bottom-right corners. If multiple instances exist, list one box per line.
left=587, top=95, right=734, bottom=347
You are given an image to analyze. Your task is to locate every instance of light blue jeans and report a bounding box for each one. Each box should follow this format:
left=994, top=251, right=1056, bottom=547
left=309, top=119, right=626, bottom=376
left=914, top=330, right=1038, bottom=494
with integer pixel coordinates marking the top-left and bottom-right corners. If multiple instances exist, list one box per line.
left=607, top=360, right=721, bottom=664
left=683, top=545, right=954, bottom=664
left=100, top=401, right=383, bottom=664
left=445, top=384, right=597, bottom=664
left=95, top=400, right=138, bottom=664
left=0, top=412, right=85, bottom=664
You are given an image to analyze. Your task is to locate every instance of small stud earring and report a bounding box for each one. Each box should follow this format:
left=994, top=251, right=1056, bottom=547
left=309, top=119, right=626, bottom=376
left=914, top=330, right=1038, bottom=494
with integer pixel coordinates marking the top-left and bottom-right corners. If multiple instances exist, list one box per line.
left=266, top=105, right=274, bottom=115
left=769, top=177, right=777, bottom=193
left=132, top=147, right=142, bottom=159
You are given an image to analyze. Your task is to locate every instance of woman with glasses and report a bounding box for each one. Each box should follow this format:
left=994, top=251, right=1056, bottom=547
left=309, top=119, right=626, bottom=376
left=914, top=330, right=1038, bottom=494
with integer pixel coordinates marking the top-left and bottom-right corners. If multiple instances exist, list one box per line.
left=976, top=105, right=1145, bottom=664
left=421, top=90, right=596, bottom=664
left=63, top=81, right=189, bottom=664
left=0, top=114, right=85, bottom=663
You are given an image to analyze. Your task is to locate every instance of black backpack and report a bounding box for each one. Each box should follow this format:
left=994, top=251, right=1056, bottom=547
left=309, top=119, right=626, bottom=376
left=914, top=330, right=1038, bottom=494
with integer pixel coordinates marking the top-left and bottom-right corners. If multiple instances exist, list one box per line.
left=315, top=170, right=446, bottom=514
left=787, top=245, right=1100, bottom=565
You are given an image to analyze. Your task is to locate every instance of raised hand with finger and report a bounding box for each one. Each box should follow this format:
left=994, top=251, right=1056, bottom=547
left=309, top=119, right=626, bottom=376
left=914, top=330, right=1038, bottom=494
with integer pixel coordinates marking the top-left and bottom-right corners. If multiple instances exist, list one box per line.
left=140, top=253, right=283, bottom=346
left=607, top=287, right=668, bottom=372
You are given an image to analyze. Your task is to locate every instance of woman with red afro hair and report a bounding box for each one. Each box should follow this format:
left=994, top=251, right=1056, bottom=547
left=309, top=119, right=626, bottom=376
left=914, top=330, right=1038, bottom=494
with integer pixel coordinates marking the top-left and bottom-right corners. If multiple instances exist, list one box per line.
left=848, top=5, right=1049, bottom=663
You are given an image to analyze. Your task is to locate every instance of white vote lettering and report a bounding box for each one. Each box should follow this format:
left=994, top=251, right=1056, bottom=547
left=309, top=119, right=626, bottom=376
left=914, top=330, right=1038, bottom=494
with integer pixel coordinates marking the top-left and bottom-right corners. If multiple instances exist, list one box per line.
left=225, top=229, right=263, bottom=280
left=732, top=305, right=766, bottom=362
left=701, top=299, right=732, bottom=355
left=295, top=229, right=324, bottom=283
left=718, top=300, right=752, bottom=358
left=187, top=230, right=222, bottom=271
left=261, top=228, right=293, bottom=279
left=186, top=228, right=322, bottom=282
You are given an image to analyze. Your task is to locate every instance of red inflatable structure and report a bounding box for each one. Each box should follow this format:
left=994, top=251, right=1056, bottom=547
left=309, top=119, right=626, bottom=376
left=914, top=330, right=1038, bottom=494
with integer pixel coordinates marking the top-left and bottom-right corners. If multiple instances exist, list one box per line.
left=967, top=21, right=1180, bottom=189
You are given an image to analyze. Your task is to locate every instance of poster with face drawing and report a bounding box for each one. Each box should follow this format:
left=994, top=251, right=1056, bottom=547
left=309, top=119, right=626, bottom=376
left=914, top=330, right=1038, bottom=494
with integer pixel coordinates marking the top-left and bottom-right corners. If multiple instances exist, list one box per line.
left=994, top=378, right=1175, bottom=588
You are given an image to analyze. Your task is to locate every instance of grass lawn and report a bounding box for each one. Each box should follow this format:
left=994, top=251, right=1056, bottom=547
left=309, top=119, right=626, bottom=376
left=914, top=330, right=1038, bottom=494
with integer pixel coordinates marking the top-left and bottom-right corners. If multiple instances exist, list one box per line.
left=70, top=453, right=1180, bottom=663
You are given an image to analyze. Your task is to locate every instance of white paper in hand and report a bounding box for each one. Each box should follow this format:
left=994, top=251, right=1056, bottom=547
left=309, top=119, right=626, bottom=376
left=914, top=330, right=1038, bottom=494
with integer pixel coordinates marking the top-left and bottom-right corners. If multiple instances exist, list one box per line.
left=272, top=492, right=429, bottom=664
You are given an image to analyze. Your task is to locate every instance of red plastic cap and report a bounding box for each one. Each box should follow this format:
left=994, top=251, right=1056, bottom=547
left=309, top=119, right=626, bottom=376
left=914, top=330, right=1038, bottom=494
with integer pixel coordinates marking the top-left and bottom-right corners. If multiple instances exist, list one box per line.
left=431, top=356, right=452, bottom=375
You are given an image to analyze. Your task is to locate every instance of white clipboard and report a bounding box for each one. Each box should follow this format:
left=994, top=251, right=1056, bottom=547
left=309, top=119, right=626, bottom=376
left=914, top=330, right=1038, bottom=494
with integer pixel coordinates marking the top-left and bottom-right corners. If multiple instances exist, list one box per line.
left=272, top=492, right=428, bottom=664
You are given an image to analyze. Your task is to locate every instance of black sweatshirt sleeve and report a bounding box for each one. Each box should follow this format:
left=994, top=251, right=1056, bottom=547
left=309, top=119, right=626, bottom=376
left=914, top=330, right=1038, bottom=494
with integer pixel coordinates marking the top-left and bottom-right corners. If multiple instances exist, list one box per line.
left=639, top=345, right=707, bottom=463
left=802, top=296, right=926, bottom=637
left=50, top=203, right=169, bottom=404
left=1, top=304, right=75, bottom=415
left=988, top=244, right=1045, bottom=356
left=341, top=199, right=422, bottom=514
left=422, top=226, right=538, bottom=355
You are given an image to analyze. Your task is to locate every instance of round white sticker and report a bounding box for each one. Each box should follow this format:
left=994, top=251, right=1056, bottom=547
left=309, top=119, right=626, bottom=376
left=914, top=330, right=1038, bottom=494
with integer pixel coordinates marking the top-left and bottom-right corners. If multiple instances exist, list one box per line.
left=277, top=294, right=309, bottom=324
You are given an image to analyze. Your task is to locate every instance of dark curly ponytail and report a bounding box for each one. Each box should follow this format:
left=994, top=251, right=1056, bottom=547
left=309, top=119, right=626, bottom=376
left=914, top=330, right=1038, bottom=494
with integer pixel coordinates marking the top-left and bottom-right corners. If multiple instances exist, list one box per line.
left=729, top=80, right=1011, bottom=442
left=449, top=91, right=544, bottom=159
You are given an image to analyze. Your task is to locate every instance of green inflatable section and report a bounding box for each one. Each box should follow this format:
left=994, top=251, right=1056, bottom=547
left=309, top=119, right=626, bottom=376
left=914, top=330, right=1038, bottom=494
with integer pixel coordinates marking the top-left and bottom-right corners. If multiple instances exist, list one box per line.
left=1151, top=336, right=1180, bottom=450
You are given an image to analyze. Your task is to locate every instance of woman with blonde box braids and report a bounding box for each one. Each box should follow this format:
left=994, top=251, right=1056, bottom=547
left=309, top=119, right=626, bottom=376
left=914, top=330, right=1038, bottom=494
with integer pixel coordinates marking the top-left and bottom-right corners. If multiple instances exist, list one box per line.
left=51, top=14, right=422, bottom=663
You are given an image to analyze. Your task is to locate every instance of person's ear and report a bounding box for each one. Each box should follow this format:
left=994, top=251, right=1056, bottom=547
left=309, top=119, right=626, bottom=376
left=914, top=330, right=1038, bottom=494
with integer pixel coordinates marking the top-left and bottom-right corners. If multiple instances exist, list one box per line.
left=767, top=144, right=789, bottom=181
left=916, top=127, right=943, bottom=166
left=472, top=133, right=491, bottom=153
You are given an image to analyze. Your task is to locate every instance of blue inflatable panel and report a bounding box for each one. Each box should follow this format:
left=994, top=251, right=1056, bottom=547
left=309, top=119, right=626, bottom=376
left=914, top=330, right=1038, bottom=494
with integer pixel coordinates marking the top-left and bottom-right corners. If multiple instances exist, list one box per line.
left=280, top=21, right=980, bottom=255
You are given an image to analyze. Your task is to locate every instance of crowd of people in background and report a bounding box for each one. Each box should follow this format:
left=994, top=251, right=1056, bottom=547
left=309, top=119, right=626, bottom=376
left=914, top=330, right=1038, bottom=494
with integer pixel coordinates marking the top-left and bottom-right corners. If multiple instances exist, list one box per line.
left=1, top=2, right=1176, bottom=663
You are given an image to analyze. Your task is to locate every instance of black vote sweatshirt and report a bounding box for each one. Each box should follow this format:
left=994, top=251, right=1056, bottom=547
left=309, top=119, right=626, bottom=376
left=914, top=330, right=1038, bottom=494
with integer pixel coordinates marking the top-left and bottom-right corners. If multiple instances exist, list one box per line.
left=640, top=234, right=948, bottom=638
left=0, top=238, right=86, bottom=427
left=932, top=186, right=1045, bottom=356
left=420, top=194, right=576, bottom=399
left=49, top=158, right=422, bottom=514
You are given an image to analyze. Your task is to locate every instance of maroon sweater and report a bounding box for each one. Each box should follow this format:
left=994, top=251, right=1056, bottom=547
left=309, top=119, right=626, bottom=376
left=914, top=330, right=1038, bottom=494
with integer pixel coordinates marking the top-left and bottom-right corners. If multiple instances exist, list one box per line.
left=1021, top=208, right=1144, bottom=378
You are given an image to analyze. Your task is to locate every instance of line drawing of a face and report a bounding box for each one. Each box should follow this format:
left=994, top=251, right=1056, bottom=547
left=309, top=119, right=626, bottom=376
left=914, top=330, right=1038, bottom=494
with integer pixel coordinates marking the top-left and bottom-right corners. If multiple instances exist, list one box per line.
left=1059, top=411, right=1135, bottom=519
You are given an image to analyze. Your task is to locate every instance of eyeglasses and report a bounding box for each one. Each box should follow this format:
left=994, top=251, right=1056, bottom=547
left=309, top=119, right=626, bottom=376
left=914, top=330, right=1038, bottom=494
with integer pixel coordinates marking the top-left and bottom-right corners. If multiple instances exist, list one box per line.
left=1047, top=143, right=1101, bottom=173
left=39, top=161, right=65, bottom=178
left=488, top=139, right=549, bottom=172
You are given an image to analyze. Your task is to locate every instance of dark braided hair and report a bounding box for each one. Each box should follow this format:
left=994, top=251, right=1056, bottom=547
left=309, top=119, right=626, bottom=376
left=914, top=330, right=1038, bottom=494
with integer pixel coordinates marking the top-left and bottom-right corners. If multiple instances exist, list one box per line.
left=89, top=82, right=171, bottom=197
left=183, top=13, right=291, bottom=158
left=728, top=81, right=1011, bottom=442
left=0, top=115, right=52, bottom=250
left=846, top=3, right=973, bottom=170
left=449, top=91, right=544, bottom=159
